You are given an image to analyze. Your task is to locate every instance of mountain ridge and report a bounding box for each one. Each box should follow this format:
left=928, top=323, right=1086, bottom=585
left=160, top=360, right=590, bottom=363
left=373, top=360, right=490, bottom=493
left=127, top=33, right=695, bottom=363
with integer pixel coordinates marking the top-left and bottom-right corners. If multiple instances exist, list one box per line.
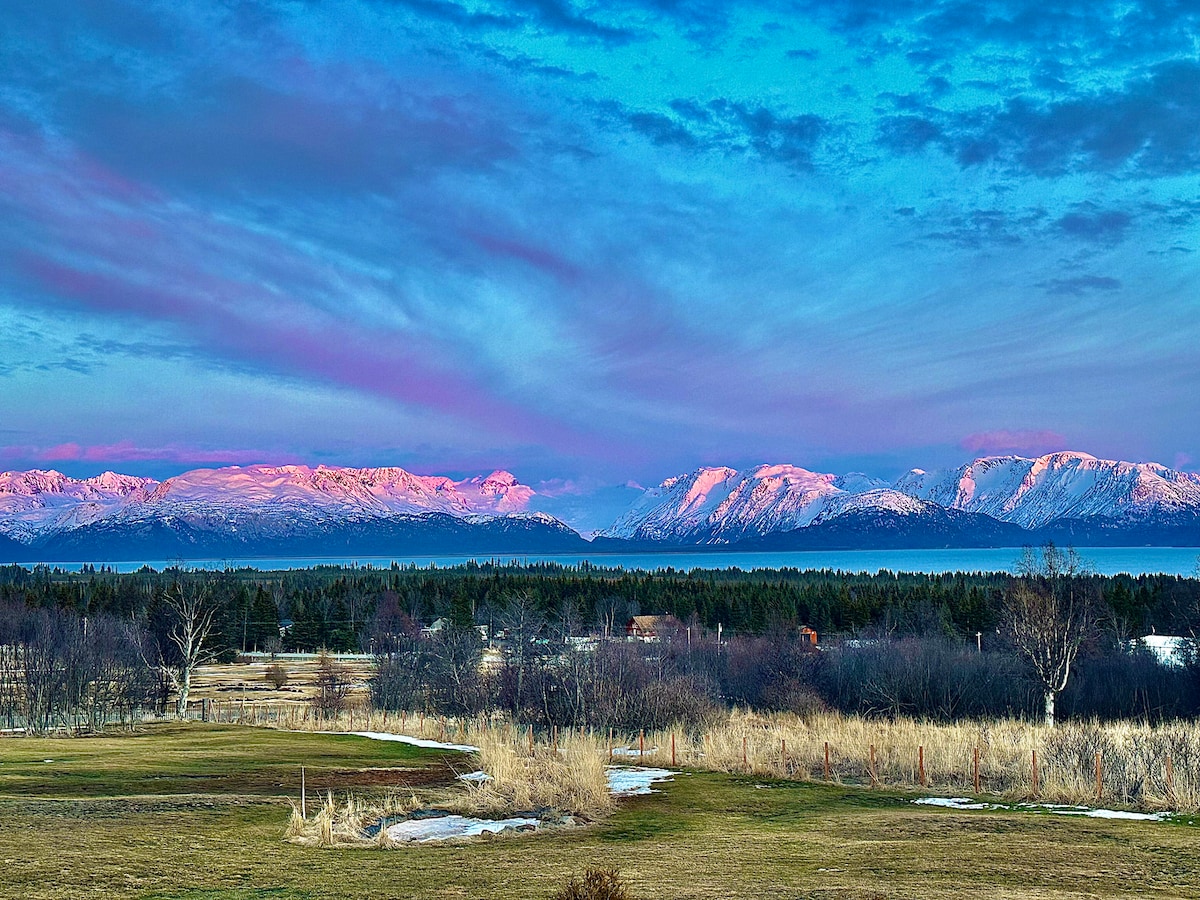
left=3, top=451, right=1200, bottom=560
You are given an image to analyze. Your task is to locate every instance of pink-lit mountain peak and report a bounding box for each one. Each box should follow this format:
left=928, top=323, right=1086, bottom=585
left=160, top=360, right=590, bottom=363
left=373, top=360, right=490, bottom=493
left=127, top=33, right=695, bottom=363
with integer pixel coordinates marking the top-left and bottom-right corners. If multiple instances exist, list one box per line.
left=895, top=451, right=1200, bottom=528
left=0, top=463, right=540, bottom=543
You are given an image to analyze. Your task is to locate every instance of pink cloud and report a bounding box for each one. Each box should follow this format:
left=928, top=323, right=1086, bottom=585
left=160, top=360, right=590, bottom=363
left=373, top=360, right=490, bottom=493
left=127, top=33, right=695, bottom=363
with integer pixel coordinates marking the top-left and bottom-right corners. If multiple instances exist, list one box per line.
left=960, top=429, right=1067, bottom=455
left=0, top=442, right=298, bottom=467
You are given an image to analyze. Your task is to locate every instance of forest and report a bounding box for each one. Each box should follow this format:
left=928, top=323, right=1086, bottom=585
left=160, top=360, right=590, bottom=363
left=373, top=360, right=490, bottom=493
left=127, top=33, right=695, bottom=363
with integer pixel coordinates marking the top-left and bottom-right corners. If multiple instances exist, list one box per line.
left=0, top=556, right=1197, bottom=731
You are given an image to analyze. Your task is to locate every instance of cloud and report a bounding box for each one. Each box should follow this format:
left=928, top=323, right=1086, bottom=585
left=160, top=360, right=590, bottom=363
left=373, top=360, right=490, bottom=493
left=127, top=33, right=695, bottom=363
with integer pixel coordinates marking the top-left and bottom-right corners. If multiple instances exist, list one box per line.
left=960, top=430, right=1068, bottom=455
left=0, top=441, right=296, bottom=467
left=623, top=98, right=830, bottom=169
left=1055, top=207, right=1133, bottom=245
left=1039, top=275, right=1122, bottom=296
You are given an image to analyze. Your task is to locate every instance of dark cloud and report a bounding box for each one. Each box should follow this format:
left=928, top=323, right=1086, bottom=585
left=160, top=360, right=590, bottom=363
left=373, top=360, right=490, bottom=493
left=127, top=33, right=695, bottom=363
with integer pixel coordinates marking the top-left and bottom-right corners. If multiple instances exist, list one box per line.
left=626, top=111, right=698, bottom=147
left=1055, top=206, right=1132, bottom=245
left=948, top=61, right=1200, bottom=177
left=922, top=208, right=1045, bottom=249
left=876, top=115, right=943, bottom=154
left=623, top=98, right=830, bottom=169
left=1039, top=275, right=1122, bottom=296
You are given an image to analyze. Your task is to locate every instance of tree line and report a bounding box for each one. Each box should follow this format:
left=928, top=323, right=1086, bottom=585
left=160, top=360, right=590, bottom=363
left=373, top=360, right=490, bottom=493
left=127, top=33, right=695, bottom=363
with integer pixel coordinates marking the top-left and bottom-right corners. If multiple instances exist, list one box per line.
left=1, top=553, right=1197, bottom=730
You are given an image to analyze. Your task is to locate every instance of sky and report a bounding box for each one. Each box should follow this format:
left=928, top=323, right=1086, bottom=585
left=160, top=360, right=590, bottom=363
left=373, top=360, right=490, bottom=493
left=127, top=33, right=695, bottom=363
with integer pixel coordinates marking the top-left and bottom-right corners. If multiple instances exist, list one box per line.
left=2, top=0, right=1199, bottom=498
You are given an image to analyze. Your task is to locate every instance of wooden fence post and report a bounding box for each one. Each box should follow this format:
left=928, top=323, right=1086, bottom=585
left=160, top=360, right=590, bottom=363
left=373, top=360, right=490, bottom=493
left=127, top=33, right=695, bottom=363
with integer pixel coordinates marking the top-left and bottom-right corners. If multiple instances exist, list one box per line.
left=301, top=765, right=307, bottom=819
left=528, top=726, right=534, bottom=754
left=973, top=746, right=981, bottom=794
left=1166, top=754, right=1175, bottom=801
left=639, top=730, right=645, bottom=762
left=608, top=727, right=614, bottom=763
left=824, top=741, right=831, bottom=781
left=869, top=744, right=877, bottom=787
left=671, top=733, right=677, bottom=768
left=1032, top=750, right=1039, bottom=797
left=918, top=745, right=926, bottom=788
left=1095, top=751, right=1103, bottom=800
left=743, top=736, right=748, bottom=770
left=781, top=738, right=788, bottom=773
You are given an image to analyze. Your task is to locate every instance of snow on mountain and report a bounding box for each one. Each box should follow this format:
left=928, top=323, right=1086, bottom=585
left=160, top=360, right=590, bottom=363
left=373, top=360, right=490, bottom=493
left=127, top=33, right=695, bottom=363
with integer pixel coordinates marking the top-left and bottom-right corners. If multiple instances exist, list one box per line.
left=605, top=452, right=1200, bottom=544
left=892, top=451, right=1200, bottom=529
left=0, top=464, right=544, bottom=544
left=0, top=470, right=154, bottom=542
left=605, top=464, right=880, bottom=543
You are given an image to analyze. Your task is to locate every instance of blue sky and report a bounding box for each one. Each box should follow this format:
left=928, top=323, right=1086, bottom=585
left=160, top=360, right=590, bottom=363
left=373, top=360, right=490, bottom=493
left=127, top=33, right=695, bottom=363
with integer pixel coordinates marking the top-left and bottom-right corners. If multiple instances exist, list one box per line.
left=1, top=0, right=1198, bottom=493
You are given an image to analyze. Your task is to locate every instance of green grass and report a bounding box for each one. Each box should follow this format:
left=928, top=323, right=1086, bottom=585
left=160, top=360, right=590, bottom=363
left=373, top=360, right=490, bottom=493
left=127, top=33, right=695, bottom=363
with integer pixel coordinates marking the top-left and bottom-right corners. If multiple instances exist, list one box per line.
left=2, top=724, right=1199, bottom=899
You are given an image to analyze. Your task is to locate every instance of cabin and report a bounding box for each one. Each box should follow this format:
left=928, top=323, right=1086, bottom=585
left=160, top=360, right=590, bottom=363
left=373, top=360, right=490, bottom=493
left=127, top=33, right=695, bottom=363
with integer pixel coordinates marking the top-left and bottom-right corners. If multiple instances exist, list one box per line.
left=626, top=615, right=684, bottom=643
left=799, top=626, right=818, bottom=647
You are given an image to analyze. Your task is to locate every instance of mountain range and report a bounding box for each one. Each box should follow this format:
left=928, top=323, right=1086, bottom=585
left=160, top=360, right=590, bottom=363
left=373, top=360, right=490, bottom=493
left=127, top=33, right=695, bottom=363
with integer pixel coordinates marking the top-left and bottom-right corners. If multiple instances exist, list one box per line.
left=2, top=452, right=1199, bottom=561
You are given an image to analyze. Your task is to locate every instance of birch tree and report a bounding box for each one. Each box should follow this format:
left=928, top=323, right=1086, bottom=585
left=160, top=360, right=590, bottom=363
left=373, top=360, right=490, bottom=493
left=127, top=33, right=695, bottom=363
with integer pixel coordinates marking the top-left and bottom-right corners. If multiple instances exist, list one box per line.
left=1004, top=544, right=1095, bottom=726
left=162, top=579, right=217, bottom=717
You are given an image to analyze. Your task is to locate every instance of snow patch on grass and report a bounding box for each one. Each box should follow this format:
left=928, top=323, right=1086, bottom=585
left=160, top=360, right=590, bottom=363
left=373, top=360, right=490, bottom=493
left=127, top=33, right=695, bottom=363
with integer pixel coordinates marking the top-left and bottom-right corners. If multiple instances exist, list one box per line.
left=606, top=766, right=676, bottom=796
left=385, top=814, right=539, bottom=843
left=326, top=731, right=480, bottom=753
left=915, top=796, right=1173, bottom=822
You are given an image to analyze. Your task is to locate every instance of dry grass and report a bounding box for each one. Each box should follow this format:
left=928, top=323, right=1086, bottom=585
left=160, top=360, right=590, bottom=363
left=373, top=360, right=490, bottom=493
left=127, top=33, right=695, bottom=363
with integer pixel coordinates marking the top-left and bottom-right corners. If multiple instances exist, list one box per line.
left=267, top=706, right=1200, bottom=815
left=286, top=789, right=421, bottom=847
left=627, top=710, right=1200, bottom=813
left=454, top=728, right=614, bottom=820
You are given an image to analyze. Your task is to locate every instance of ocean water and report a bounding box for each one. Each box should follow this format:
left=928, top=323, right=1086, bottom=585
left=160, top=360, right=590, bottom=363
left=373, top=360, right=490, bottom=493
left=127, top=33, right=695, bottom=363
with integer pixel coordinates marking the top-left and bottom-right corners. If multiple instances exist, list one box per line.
left=27, top=546, right=1200, bottom=576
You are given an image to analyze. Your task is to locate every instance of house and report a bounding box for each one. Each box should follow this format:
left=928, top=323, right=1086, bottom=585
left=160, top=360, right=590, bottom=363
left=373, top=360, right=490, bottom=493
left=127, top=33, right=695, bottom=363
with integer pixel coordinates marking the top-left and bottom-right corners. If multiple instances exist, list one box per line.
left=626, top=615, right=684, bottom=642
left=1126, top=634, right=1196, bottom=668
left=799, top=626, right=818, bottom=646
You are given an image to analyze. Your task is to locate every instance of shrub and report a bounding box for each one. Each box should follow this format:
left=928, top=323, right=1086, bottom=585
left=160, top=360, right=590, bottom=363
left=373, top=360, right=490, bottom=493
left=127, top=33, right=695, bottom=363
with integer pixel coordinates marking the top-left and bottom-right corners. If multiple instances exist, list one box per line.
left=551, top=868, right=632, bottom=900
left=264, top=663, right=289, bottom=690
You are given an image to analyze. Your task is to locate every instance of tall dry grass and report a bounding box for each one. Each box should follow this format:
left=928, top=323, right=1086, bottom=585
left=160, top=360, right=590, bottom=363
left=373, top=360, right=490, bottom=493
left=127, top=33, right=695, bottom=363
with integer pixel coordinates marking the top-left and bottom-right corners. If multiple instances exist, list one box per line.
left=285, top=789, right=420, bottom=847
left=269, top=705, right=1200, bottom=814
left=454, top=728, right=614, bottom=820
left=627, top=710, right=1200, bottom=812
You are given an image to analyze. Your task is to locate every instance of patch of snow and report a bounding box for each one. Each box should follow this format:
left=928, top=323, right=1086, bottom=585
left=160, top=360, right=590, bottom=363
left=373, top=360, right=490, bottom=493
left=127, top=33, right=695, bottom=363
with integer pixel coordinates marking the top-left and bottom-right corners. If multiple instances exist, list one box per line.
left=610, top=746, right=658, bottom=757
left=606, top=766, right=676, bottom=796
left=385, top=814, right=539, bottom=843
left=457, top=770, right=492, bottom=783
left=914, top=797, right=998, bottom=810
left=1020, top=803, right=1171, bottom=822
left=915, top=797, right=1172, bottom=822
left=330, top=731, right=480, bottom=753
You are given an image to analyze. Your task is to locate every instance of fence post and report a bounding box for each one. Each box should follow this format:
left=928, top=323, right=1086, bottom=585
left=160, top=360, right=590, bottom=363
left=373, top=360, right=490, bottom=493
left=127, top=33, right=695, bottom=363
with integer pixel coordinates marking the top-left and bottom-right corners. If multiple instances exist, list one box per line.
left=1095, top=751, right=1102, bottom=801
left=743, top=736, right=748, bottom=770
left=671, top=733, right=677, bottom=768
left=1032, top=750, right=1039, bottom=797
left=973, top=746, right=981, bottom=794
left=1166, top=754, right=1175, bottom=802
left=781, top=738, right=788, bottom=773
left=528, top=726, right=534, bottom=754
left=918, top=745, right=926, bottom=788
left=301, top=765, right=307, bottom=819
left=552, top=725, right=558, bottom=754
left=824, top=741, right=830, bottom=781
left=639, top=730, right=645, bottom=762
left=608, top=727, right=614, bottom=763
left=869, top=744, right=877, bottom=787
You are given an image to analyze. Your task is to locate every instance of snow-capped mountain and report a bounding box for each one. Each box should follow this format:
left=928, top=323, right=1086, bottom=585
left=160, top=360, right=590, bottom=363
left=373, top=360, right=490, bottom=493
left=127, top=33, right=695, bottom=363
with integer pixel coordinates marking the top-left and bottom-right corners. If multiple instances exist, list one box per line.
left=603, top=452, right=1200, bottom=546
left=0, top=464, right=581, bottom=560
left=893, top=452, right=1200, bottom=529
left=605, top=464, right=888, bottom=543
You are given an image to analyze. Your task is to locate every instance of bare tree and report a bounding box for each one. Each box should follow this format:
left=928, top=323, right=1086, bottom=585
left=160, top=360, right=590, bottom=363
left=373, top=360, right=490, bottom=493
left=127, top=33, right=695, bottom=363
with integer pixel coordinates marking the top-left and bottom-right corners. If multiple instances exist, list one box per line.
left=311, top=651, right=353, bottom=719
left=162, top=579, right=218, bottom=718
left=1005, top=543, right=1095, bottom=726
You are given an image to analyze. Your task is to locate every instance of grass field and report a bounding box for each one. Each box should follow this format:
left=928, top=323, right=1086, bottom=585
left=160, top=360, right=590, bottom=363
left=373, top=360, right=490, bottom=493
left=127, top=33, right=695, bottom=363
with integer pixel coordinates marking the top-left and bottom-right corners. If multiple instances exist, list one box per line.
left=1, top=723, right=1198, bottom=900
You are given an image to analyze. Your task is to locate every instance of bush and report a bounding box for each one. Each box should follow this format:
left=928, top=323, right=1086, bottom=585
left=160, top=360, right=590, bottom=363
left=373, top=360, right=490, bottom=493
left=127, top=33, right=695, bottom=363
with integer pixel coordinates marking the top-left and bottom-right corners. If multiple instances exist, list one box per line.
left=551, top=868, right=631, bottom=900
left=264, top=663, right=289, bottom=690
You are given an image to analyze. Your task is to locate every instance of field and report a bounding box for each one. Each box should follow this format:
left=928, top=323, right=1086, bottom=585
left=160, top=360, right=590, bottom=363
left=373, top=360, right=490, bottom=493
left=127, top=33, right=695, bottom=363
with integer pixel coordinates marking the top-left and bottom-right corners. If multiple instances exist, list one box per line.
left=1, top=724, right=1199, bottom=899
